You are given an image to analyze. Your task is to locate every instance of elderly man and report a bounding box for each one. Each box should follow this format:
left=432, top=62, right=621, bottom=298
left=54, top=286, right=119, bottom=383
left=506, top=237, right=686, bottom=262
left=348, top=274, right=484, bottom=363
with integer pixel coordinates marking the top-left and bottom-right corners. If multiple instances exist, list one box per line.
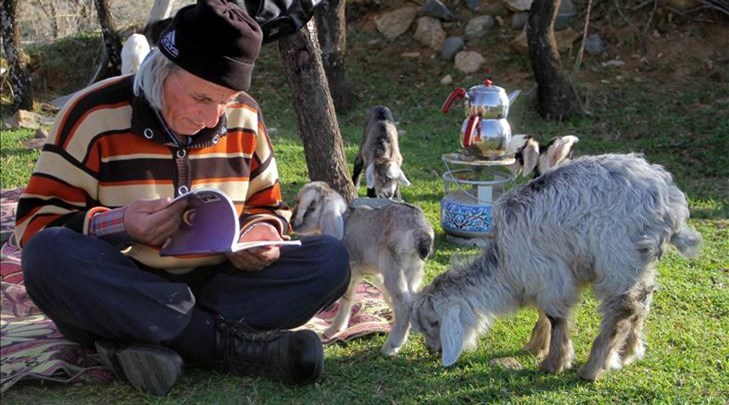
left=16, top=0, right=350, bottom=396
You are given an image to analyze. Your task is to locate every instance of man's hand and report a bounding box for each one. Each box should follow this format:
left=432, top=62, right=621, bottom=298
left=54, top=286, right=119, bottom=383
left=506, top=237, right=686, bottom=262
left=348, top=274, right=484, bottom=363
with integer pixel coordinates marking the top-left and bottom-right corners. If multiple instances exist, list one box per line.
left=124, top=198, right=188, bottom=246
left=226, top=223, right=282, bottom=271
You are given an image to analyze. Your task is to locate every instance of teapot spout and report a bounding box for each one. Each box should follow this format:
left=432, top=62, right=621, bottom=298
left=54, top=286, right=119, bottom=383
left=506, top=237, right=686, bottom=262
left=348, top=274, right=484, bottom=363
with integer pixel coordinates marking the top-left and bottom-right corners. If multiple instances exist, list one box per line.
left=508, top=89, right=522, bottom=105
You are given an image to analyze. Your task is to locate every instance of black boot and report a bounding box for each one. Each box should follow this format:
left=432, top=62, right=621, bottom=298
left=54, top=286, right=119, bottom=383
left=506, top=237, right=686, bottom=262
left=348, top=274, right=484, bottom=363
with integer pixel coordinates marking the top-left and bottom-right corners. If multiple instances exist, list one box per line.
left=214, top=315, right=323, bottom=385
left=95, top=340, right=183, bottom=396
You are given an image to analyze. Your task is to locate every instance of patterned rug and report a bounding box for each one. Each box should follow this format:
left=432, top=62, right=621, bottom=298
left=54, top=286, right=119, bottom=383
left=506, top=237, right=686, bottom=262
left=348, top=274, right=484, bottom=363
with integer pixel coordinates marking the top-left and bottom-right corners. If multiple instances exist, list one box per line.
left=0, top=188, right=392, bottom=393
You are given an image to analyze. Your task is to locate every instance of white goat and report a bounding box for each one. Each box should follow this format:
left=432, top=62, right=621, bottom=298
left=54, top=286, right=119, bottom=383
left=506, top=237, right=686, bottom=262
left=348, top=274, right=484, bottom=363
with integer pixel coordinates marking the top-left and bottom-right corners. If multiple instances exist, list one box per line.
left=507, top=134, right=580, bottom=178
left=352, top=106, right=411, bottom=200
left=292, top=181, right=434, bottom=355
left=411, top=153, right=702, bottom=381
left=121, top=34, right=151, bottom=75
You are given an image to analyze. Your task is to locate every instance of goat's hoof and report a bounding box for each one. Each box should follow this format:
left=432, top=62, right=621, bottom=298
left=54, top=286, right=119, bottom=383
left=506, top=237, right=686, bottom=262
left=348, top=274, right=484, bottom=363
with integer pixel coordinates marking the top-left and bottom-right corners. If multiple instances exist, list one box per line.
left=323, top=325, right=344, bottom=339
left=577, top=365, right=604, bottom=381
left=522, top=343, right=548, bottom=359
left=539, top=358, right=572, bottom=374
left=606, top=351, right=623, bottom=370
left=381, top=343, right=402, bottom=356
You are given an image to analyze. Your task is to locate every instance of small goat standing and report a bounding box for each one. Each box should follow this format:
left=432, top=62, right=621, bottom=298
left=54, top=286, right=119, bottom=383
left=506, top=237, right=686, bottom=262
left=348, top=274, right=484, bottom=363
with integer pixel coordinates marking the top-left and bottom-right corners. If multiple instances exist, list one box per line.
left=292, top=181, right=434, bottom=355
left=411, top=153, right=702, bottom=381
left=352, top=106, right=411, bottom=199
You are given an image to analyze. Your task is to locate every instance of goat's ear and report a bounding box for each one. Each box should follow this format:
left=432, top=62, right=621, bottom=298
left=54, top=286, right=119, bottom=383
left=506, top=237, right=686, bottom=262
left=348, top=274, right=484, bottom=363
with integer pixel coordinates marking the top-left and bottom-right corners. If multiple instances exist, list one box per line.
left=441, top=303, right=465, bottom=367
left=399, top=171, right=411, bottom=186
left=365, top=164, right=376, bottom=189
left=541, top=135, right=579, bottom=173
left=521, top=137, right=540, bottom=176
left=319, top=201, right=346, bottom=240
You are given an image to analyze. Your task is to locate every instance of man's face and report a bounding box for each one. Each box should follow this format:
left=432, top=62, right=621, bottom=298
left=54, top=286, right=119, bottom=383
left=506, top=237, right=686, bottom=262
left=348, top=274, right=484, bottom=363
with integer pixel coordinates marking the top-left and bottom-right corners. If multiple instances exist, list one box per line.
left=161, top=68, right=240, bottom=136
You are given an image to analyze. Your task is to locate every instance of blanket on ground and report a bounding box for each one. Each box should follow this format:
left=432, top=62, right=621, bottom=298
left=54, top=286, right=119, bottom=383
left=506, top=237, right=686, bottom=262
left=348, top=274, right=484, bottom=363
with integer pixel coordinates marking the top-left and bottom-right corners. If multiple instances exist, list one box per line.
left=0, top=188, right=391, bottom=393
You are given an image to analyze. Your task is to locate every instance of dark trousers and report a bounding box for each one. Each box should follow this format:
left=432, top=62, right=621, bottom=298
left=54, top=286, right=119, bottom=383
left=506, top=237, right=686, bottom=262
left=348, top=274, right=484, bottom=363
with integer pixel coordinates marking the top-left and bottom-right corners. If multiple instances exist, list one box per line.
left=22, top=227, right=350, bottom=350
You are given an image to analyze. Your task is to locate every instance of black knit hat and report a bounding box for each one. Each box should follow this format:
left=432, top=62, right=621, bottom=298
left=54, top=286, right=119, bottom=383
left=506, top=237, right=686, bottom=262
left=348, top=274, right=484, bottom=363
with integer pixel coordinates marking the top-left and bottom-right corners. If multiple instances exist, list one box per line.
left=158, top=0, right=263, bottom=91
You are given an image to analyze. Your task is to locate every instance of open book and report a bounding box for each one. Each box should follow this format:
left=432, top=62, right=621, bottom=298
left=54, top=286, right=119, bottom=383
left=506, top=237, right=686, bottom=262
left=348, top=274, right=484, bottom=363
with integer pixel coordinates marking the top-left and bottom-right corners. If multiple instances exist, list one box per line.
left=159, top=188, right=301, bottom=256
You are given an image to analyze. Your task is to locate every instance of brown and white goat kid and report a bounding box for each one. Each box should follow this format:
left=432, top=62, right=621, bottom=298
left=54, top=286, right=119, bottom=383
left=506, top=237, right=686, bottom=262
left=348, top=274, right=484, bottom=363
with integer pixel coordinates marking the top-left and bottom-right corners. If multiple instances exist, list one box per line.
left=410, top=153, right=702, bottom=381
left=292, top=181, right=434, bottom=355
left=352, top=106, right=411, bottom=200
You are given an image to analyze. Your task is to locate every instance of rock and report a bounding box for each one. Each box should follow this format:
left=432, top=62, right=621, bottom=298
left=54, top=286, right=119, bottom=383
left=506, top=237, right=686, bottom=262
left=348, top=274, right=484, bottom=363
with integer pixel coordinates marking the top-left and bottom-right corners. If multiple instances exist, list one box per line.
left=401, top=51, right=421, bottom=58
left=488, top=357, right=524, bottom=370
left=413, top=16, right=447, bottom=50
left=602, top=59, right=626, bottom=67
left=511, top=12, right=529, bottom=30
left=23, top=128, right=49, bottom=149
left=454, top=51, right=486, bottom=74
left=7, top=109, right=42, bottom=130
left=441, top=36, right=465, bottom=61
left=465, top=15, right=495, bottom=38
left=555, top=0, right=576, bottom=31
left=464, top=0, right=481, bottom=12
left=504, top=0, right=532, bottom=12
left=664, top=0, right=701, bottom=10
left=583, top=33, right=606, bottom=56
left=422, top=0, right=455, bottom=21
left=441, top=74, right=453, bottom=85
left=374, top=6, right=419, bottom=40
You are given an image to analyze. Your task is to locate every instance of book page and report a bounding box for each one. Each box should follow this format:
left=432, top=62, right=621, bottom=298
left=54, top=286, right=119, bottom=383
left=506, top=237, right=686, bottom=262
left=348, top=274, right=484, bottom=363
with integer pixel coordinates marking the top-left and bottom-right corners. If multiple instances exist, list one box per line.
left=231, top=239, right=302, bottom=252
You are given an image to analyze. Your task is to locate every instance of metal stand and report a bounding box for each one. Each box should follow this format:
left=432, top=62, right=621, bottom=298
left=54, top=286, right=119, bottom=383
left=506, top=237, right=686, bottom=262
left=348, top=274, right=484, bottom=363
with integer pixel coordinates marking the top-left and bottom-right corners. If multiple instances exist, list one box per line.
left=440, top=152, right=516, bottom=244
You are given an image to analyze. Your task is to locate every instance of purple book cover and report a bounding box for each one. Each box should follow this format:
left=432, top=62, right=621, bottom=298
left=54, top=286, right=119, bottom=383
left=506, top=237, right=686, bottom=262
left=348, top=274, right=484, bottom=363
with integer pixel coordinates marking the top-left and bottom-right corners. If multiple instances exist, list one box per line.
left=159, top=189, right=240, bottom=256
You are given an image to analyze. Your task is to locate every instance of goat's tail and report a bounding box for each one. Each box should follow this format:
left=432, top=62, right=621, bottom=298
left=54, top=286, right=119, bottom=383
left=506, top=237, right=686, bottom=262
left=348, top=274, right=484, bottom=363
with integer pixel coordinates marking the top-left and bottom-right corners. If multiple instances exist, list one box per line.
left=670, top=225, right=702, bottom=259
left=415, top=230, right=434, bottom=260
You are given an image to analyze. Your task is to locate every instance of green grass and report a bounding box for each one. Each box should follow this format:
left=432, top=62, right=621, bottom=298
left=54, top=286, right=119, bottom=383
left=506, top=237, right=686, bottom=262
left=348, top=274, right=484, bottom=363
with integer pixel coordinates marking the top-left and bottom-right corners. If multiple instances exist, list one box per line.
left=1, top=20, right=728, bottom=405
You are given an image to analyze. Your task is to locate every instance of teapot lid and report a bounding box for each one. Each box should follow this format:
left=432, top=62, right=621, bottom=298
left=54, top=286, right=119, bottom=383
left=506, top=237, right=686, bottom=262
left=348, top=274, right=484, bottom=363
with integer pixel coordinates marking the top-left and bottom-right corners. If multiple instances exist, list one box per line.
left=470, top=79, right=505, bottom=93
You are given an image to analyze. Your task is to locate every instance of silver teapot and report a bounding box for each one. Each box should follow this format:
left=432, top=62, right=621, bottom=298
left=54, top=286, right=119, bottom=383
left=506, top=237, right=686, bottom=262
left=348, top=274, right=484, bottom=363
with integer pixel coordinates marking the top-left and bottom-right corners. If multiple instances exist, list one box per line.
left=441, top=79, right=520, bottom=159
left=460, top=118, right=512, bottom=158
left=441, top=79, right=521, bottom=120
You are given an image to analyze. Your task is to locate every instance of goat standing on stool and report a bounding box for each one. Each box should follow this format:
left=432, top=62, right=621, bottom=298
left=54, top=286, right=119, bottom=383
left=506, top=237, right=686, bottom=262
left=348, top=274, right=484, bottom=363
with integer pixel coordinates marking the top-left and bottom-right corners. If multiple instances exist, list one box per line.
left=352, top=106, right=411, bottom=200
left=292, top=181, right=434, bottom=355
left=411, top=153, right=702, bottom=381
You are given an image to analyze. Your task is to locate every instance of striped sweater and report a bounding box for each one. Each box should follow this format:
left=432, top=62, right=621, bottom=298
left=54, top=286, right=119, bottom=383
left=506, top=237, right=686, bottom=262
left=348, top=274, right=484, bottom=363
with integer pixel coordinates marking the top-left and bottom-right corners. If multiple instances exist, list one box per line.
left=15, top=75, right=292, bottom=272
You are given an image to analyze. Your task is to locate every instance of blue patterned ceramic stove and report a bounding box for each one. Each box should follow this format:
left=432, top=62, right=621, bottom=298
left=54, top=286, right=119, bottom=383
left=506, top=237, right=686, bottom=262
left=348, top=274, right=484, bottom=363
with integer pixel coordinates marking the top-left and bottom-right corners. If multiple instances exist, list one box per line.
left=440, top=153, right=515, bottom=238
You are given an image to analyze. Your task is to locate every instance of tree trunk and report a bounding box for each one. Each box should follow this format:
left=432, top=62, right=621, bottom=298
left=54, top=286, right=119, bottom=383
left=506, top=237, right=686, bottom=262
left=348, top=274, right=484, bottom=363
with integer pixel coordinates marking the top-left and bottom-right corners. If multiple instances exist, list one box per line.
left=278, top=22, right=357, bottom=203
left=148, top=0, right=177, bottom=23
left=76, top=0, right=93, bottom=29
left=315, top=0, right=357, bottom=113
left=94, top=0, right=122, bottom=77
left=1, top=0, right=33, bottom=112
left=526, top=0, right=580, bottom=121
left=49, top=1, right=59, bottom=39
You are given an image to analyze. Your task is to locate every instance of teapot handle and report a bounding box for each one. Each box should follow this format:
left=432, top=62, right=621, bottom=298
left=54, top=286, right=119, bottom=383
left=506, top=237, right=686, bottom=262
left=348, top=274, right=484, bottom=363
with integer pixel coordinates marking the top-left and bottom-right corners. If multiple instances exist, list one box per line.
left=462, top=115, right=480, bottom=147
left=441, top=87, right=466, bottom=113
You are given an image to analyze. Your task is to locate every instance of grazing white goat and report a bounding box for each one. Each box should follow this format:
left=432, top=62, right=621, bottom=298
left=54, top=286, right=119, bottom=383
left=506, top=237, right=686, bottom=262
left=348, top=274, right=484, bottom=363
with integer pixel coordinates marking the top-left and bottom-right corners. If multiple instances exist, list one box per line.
left=121, top=34, right=151, bottom=75
left=352, top=106, right=411, bottom=200
left=292, top=181, right=434, bottom=355
left=411, top=153, right=702, bottom=381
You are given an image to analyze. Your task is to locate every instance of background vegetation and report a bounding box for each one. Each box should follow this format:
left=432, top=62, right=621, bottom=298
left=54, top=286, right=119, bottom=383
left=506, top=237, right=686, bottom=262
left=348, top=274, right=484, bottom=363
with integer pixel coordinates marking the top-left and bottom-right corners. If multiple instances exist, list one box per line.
left=1, top=1, right=727, bottom=404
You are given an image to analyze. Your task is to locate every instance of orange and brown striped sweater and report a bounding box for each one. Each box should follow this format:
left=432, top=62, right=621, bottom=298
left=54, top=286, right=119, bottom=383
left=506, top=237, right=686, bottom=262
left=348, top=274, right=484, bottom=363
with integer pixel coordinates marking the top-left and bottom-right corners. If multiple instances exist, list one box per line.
left=15, top=75, right=292, bottom=273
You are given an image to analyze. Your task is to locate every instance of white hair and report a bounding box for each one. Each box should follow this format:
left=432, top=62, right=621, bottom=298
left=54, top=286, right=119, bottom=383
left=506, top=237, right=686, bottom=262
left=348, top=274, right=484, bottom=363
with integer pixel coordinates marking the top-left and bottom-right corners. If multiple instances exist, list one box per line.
left=133, top=49, right=180, bottom=112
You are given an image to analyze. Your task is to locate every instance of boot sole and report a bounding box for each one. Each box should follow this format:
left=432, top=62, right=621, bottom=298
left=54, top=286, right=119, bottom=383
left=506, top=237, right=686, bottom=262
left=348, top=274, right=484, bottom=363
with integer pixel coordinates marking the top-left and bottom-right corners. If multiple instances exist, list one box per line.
left=117, top=345, right=183, bottom=396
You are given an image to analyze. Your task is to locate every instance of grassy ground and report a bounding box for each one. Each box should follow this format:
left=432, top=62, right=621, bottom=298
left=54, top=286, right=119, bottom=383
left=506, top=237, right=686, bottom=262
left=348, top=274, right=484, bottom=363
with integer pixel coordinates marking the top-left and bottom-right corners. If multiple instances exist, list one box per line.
left=1, top=10, right=728, bottom=405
